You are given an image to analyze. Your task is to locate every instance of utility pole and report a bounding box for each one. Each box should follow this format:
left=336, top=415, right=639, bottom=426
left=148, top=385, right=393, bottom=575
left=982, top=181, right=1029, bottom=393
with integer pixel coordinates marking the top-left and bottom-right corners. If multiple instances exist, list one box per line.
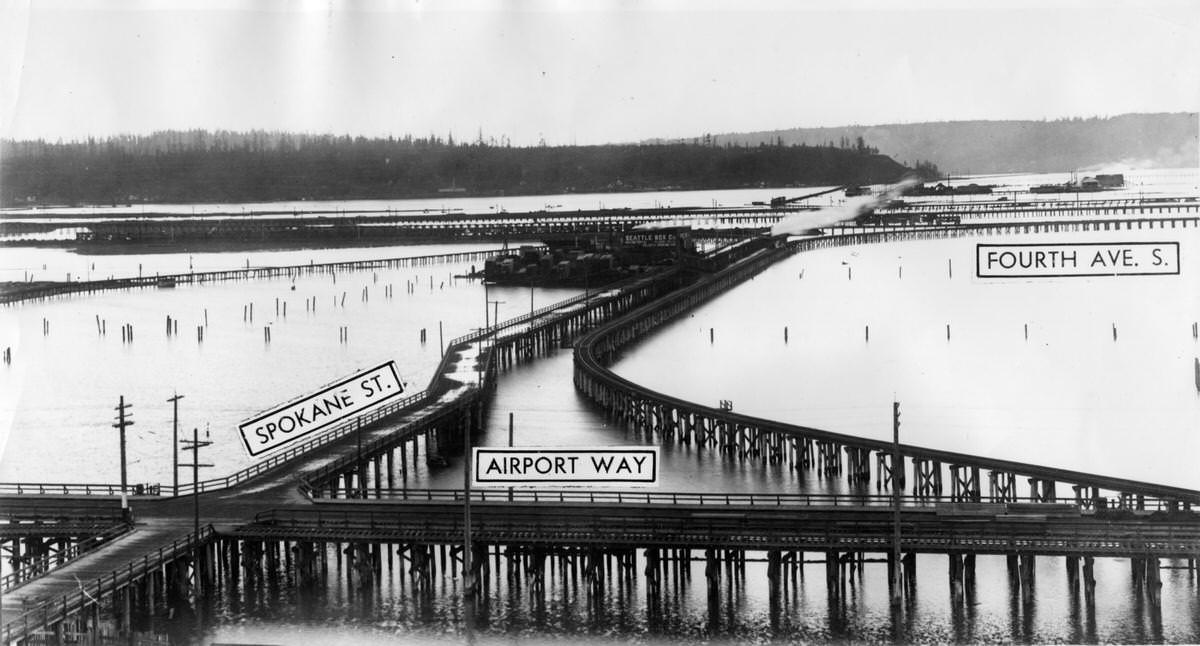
left=891, top=401, right=902, bottom=606
left=179, top=427, right=213, bottom=537
left=356, top=419, right=364, bottom=498
left=470, top=327, right=487, bottom=387
left=489, top=300, right=505, bottom=331
left=167, top=392, right=184, bottom=496
left=112, top=396, right=133, bottom=513
left=483, top=280, right=491, bottom=329
left=463, top=411, right=475, bottom=598
left=508, top=412, right=515, bottom=502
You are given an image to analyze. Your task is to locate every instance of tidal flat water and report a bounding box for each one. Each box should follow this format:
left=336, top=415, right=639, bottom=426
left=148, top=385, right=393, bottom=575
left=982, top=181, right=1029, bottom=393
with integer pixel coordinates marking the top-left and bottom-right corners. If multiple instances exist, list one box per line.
left=184, top=223, right=1200, bottom=644
left=3, top=171, right=1199, bottom=643
left=0, top=243, right=577, bottom=484
left=612, top=227, right=1200, bottom=489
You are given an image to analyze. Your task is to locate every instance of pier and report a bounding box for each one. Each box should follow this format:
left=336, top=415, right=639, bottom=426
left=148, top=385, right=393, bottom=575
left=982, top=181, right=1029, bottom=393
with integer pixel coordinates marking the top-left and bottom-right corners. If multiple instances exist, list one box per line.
left=0, top=246, right=514, bottom=305
left=2, top=212, right=1199, bottom=643
left=4, top=196, right=1197, bottom=247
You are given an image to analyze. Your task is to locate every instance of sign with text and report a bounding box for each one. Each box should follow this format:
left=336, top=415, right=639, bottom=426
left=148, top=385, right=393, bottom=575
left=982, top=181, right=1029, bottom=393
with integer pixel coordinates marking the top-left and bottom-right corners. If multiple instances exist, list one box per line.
left=976, top=242, right=1179, bottom=278
left=239, top=362, right=404, bottom=457
left=473, top=447, right=659, bottom=486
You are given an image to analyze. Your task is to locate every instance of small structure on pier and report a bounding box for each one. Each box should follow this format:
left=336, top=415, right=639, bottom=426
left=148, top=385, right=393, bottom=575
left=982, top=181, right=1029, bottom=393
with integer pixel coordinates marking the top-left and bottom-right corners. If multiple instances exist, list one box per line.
left=482, top=227, right=697, bottom=286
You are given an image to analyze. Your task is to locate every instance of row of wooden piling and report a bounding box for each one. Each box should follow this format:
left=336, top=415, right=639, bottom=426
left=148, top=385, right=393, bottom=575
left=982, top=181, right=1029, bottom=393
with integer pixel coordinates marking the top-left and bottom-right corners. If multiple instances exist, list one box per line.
left=2, top=247, right=509, bottom=306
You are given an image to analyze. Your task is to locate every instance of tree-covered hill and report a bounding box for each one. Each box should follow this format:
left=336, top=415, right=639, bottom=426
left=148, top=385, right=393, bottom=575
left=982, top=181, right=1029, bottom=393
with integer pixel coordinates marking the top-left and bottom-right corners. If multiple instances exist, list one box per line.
left=683, top=113, right=1198, bottom=175
left=0, top=132, right=920, bottom=207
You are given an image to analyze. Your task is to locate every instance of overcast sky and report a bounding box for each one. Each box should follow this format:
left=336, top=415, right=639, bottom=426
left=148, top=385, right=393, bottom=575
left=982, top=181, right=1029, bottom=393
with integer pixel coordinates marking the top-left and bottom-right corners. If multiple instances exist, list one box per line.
left=2, top=0, right=1198, bottom=145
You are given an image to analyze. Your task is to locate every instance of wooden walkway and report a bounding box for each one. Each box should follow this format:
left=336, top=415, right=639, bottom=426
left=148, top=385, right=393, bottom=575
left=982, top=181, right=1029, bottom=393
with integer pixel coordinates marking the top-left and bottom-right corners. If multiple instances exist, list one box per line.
left=6, top=196, right=1195, bottom=246
left=1, top=246, right=513, bottom=305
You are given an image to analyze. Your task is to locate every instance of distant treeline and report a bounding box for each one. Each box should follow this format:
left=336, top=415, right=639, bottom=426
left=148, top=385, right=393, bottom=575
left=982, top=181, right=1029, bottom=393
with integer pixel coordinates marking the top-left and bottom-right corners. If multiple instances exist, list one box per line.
left=683, top=113, right=1199, bottom=175
left=0, top=132, right=921, bottom=207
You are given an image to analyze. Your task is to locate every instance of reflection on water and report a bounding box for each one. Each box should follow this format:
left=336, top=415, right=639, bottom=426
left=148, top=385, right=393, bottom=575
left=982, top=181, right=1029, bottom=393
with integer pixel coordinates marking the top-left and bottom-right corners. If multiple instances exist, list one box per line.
left=156, top=547, right=1196, bottom=644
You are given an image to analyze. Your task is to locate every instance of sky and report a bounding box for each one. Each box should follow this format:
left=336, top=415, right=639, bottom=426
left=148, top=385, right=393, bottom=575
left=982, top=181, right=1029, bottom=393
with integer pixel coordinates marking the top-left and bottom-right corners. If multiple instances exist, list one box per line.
left=1, top=0, right=1198, bottom=145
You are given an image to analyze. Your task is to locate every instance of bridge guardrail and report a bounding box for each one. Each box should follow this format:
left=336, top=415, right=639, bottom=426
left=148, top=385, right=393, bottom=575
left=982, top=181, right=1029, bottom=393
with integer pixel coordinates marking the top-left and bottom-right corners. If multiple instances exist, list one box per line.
left=175, top=389, right=431, bottom=495
left=242, top=507, right=1200, bottom=556
left=883, top=196, right=1200, bottom=214
left=0, top=522, right=132, bottom=593
left=0, top=483, right=159, bottom=496
left=0, top=526, right=215, bottom=644
left=304, top=487, right=1092, bottom=509
left=447, top=274, right=638, bottom=348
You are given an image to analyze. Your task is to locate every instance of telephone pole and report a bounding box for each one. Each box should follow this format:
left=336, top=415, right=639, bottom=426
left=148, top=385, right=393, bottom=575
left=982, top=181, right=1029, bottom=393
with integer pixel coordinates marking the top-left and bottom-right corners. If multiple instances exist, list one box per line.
left=179, top=427, right=213, bottom=537
left=891, top=401, right=902, bottom=606
left=167, top=392, right=184, bottom=496
left=463, top=412, right=475, bottom=598
left=488, top=299, right=505, bottom=335
left=112, top=396, right=133, bottom=511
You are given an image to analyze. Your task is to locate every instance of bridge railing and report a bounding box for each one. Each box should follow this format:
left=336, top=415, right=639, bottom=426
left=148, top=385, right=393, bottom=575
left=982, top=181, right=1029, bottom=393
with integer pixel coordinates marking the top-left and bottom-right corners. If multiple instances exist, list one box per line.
left=883, top=196, right=1200, bottom=214
left=0, top=522, right=131, bottom=593
left=175, top=389, right=431, bottom=496
left=296, top=394, right=477, bottom=496
left=304, top=487, right=1082, bottom=509
left=0, top=526, right=215, bottom=644
left=447, top=274, right=637, bottom=348
left=239, top=507, right=1200, bottom=560
left=0, top=482, right=158, bottom=496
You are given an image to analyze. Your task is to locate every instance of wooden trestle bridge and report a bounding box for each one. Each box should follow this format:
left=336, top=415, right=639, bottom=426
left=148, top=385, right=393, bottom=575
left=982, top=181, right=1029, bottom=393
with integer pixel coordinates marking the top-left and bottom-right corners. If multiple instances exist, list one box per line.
left=3, top=195, right=1198, bottom=245
left=2, top=211, right=1200, bottom=643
